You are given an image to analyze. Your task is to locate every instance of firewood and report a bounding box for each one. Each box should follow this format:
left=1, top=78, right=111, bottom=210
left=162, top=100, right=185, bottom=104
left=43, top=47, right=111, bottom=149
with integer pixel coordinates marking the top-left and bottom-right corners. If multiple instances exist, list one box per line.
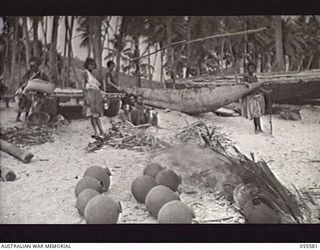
left=0, top=139, right=34, bottom=163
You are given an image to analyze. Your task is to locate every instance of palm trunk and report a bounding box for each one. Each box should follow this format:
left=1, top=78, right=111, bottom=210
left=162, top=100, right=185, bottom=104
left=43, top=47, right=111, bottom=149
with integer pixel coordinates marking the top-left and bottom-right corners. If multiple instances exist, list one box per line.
left=273, top=16, right=285, bottom=71
left=11, top=17, right=18, bottom=92
left=49, top=16, right=59, bottom=83
left=62, top=16, right=69, bottom=87
left=152, top=43, right=158, bottom=80
left=243, top=18, right=248, bottom=72
left=166, top=17, right=175, bottom=88
left=32, top=17, right=40, bottom=57
left=113, top=16, right=120, bottom=62
left=186, top=16, right=192, bottom=78
left=40, top=16, right=48, bottom=71
left=159, top=42, right=165, bottom=88
left=115, top=16, right=127, bottom=82
left=133, top=35, right=141, bottom=87
left=67, top=16, right=74, bottom=87
left=306, top=55, right=313, bottom=70
left=22, top=17, right=31, bottom=69
left=3, top=18, right=11, bottom=89
left=91, top=16, right=103, bottom=82
left=148, top=43, right=152, bottom=80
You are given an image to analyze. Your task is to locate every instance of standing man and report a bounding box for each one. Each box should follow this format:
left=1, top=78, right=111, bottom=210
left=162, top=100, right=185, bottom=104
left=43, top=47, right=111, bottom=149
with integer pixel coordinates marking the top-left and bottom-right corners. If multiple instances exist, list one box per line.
left=103, top=60, right=123, bottom=93
left=15, top=57, right=49, bottom=122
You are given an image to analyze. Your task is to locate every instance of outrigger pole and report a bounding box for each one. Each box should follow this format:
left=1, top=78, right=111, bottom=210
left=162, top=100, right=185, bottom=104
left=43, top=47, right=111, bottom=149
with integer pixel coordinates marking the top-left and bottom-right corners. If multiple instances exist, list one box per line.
left=128, top=27, right=268, bottom=61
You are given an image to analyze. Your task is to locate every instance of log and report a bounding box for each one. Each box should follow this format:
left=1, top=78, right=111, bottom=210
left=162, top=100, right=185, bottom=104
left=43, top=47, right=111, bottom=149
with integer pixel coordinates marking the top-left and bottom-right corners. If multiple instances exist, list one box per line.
left=0, top=139, right=34, bottom=163
left=0, top=165, right=16, bottom=181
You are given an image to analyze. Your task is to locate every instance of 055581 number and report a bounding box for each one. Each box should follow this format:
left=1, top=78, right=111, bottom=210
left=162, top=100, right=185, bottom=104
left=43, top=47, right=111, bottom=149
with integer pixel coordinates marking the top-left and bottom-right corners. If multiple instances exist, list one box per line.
left=300, top=244, right=318, bottom=248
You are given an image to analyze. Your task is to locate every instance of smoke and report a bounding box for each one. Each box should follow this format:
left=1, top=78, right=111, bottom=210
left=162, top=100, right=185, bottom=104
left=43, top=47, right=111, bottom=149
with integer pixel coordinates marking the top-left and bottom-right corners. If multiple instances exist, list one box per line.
left=164, top=144, right=240, bottom=191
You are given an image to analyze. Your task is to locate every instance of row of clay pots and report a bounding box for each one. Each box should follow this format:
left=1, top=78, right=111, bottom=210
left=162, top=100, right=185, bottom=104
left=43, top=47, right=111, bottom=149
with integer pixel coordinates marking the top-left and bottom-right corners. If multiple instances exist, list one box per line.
left=75, top=166, right=122, bottom=224
left=131, top=163, right=196, bottom=223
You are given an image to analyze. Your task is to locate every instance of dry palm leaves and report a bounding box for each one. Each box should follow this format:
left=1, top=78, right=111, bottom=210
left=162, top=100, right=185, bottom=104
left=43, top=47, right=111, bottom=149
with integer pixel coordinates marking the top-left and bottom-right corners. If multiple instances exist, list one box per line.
left=172, top=120, right=317, bottom=223
left=86, top=122, right=171, bottom=153
left=0, top=124, right=55, bottom=146
left=175, top=120, right=234, bottom=150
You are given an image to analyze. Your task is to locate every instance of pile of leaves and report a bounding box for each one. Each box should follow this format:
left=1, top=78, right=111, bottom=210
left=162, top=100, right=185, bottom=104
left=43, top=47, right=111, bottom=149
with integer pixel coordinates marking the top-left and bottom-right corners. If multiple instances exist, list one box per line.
left=0, top=124, right=54, bottom=146
left=86, top=122, right=171, bottom=153
left=175, top=120, right=234, bottom=151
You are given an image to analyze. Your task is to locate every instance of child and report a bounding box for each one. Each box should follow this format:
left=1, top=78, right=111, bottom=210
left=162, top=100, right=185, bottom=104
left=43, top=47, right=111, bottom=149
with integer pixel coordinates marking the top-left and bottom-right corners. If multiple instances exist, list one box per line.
left=240, top=62, right=272, bottom=133
left=82, top=58, right=106, bottom=139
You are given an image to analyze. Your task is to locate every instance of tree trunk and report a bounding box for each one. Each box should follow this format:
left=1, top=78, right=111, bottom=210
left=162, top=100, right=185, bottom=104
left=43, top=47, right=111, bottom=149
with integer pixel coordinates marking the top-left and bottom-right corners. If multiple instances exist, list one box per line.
left=273, top=16, right=285, bottom=71
left=166, top=17, right=175, bottom=88
left=306, top=55, right=313, bottom=70
left=3, top=18, right=11, bottom=90
left=133, top=35, right=141, bottom=87
left=62, top=16, right=69, bottom=87
left=67, top=16, right=74, bottom=87
left=91, top=16, right=103, bottom=82
left=243, top=18, right=248, bottom=72
left=115, top=16, right=128, bottom=82
left=10, top=17, right=18, bottom=92
left=148, top=43, right=152, bottom=80
left=152, top=43, right=158, bottom=80
left=186, top=16, right=192, bottom=78
left=159, top=42, right=166, bottom=88
left=22, top=17, right=31, bottom=69
left=40, top=16, right=48, bottom=72
left=32, top=17, right=41, bottom=58
left=49, top=16, right=60, bottom=83
left=0, top=139, right=34, bottom=163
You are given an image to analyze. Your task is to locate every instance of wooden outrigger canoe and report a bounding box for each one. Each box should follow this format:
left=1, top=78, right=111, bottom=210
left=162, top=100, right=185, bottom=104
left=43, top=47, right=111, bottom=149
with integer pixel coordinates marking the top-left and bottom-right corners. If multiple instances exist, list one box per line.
left=173, top=70, right=320, bottom=105
left=122, top=81, right=263, bottom=115
left=118, top=70, right=320, bottom=113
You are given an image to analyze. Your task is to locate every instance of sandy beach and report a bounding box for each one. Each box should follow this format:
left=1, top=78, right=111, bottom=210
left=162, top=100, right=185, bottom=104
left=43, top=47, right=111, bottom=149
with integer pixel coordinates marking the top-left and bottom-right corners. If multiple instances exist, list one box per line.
left=0, top=101, right=319, bottom=224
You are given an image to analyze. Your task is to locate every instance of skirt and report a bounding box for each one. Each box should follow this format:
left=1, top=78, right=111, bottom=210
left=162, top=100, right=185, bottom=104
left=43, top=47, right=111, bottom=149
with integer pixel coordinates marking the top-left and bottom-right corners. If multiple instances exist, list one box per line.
left=84, top=89, right=103, bottom=118
left=240, top=93, right=265, bottom=120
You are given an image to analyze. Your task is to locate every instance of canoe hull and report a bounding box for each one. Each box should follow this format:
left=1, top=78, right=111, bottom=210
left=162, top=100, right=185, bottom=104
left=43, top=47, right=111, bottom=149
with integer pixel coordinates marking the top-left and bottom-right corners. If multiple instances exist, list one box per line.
left=24, top=79, right=56, bottom=94
left=123, top=82, right=263, bottom=114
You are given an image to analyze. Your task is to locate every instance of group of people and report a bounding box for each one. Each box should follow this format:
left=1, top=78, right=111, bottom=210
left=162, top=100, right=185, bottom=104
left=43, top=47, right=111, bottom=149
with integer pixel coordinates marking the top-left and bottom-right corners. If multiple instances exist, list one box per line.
left=82, top=57, right=154, bottom=140
left=14, top=57, right=50, bottom=122
left=12, top=56, right=271, bottom=138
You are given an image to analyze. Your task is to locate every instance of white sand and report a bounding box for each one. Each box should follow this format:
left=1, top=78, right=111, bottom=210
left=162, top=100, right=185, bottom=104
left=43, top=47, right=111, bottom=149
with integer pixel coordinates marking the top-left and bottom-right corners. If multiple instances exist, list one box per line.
left=0, top=102, right=319, bottom=224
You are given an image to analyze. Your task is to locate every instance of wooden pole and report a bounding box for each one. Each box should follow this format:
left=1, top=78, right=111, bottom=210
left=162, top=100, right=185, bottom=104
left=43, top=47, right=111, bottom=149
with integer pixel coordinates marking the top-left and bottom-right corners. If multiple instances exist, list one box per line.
left=0, top=139, right=34, bottom=163
left=268, top=95, right=273, bottom=136
left=130, top=27, right=268, bottom=62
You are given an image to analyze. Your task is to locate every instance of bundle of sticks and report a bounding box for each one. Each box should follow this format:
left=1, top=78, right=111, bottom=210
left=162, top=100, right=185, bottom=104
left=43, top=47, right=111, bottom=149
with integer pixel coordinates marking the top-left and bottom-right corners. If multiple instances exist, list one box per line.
left=0, top=125, right=54, bottom=146
left=175, top=120, right=234, bottom=150
left=87, top=122, right=171, bottom=152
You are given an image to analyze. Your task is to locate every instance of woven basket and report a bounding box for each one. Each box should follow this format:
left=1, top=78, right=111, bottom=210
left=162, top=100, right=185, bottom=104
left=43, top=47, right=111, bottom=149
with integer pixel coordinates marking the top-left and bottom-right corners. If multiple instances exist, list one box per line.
left=27, top=112, right=51, bottom=126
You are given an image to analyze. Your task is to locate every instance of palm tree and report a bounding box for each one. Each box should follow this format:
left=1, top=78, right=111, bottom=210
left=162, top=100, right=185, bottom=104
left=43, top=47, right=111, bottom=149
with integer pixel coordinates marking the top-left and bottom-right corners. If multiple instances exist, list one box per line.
left=48, top=16, right=60, bottom=83
left=273, top=16, right=285, bottom=71
left=31, top=16, right=41, bottom=58
left=22, top=17, right=31, bottom=69
left=11, top=17, right=19, bottom=90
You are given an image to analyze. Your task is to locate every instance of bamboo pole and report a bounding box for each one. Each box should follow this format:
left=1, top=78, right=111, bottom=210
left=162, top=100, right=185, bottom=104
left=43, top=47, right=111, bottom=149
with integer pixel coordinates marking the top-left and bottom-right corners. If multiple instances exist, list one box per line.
left=130, top=27, right=268, bottom=62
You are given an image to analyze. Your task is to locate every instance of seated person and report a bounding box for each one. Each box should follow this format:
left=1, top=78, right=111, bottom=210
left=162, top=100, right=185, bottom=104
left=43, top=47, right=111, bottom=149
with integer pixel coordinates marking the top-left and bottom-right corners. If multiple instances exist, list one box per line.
left=130, top=95, right=150, bottom=126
